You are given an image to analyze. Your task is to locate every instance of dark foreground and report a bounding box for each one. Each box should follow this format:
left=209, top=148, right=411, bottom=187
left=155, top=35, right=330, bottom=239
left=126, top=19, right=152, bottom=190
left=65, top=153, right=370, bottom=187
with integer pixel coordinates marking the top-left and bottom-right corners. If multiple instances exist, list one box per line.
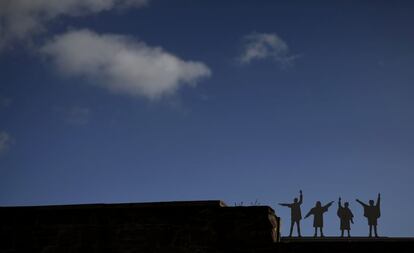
left=272, top=237, right=414, bottom=253
left=1, top=200, right=413, bottom=252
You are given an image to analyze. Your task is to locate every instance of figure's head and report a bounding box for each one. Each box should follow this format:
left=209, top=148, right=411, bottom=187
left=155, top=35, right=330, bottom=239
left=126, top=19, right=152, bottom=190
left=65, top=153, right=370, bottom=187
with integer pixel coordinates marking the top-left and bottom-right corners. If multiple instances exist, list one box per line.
left=369, top=200, right=374, bottom=206
left=344, top=202, right=349, bottom=208
left=294, top=198, right=298, bottom=203
left=316, top=201, right=321, bottom=207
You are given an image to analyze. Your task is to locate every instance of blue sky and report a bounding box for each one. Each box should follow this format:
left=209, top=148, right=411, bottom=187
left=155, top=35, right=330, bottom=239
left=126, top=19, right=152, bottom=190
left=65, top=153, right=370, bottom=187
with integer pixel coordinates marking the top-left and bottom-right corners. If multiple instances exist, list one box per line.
left=1, top=0, right=414, bottom=237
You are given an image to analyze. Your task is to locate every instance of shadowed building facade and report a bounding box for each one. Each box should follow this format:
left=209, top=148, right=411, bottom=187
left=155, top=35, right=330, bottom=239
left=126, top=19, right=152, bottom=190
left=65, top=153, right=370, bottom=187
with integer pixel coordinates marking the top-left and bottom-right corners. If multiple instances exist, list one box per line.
left=1, top=200, right=413, bottom=253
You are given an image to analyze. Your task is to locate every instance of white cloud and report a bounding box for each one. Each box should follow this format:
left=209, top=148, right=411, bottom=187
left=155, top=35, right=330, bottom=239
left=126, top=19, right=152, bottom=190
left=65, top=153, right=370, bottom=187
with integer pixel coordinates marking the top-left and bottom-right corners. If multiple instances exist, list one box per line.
left=41, top=29, right=212, bottom=99
left=239, top=32, right=297, bottom=66
left=0, top=0, right=148, bottom=48
left=0, top=131, right=13, bottom=154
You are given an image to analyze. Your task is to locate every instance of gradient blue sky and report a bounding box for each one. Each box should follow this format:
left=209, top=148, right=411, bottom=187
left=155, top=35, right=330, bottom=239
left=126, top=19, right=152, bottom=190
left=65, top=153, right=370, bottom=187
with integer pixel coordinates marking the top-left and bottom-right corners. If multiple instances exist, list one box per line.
left=1, top=0, right=414, bottom=237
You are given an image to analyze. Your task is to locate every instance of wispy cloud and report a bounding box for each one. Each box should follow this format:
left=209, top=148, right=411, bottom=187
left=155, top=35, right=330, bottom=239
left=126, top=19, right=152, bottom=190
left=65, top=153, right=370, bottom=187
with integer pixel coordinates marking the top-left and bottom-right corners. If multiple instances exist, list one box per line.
left=239, top=32, right=298, bottom=66
left=53, top=105, right=91, bottom=126
left=65, top=106, right=91, bottom=126
left=41, top=29, right=212, bottom=99
left=0, top=0, right=149, bottom=49
left=0, top=95, right=12, bottom=108
left=0, top=131, right=13, bottom=154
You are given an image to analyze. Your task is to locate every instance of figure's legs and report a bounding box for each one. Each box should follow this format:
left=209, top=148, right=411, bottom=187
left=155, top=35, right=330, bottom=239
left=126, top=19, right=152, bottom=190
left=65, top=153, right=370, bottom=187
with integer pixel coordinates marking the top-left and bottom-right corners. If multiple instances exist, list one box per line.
left=313, top=227, right=317, bottom=237
left=296, top=221, right=301, bottom=237
left=320, top=227, right=324, bottom=237
left=289, top=221, right=294, bottom=237
left=347, top=229, right=351, bottom=237
left=369, top=225, right=372, bottom=237
left=374, top=225, right=378, bottom=237
left=341, top=229, right=344, bottom=237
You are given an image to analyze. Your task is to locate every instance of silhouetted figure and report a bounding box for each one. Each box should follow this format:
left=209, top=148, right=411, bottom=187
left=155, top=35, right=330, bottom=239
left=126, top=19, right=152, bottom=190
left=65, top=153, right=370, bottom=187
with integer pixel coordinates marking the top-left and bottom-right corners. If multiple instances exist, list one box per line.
left=278, top=190, right=303, bottom=237
left=305, top=201, right=334, bottom=237
left=337, top=197, right=354, bottom=237
left=356, top=193, right=381, bottom=237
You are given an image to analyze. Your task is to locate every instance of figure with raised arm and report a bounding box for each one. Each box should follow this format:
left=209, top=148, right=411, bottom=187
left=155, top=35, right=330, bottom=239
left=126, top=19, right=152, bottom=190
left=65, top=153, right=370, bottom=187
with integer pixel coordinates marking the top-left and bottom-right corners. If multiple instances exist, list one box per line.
left=305, top=200, right=334, bottom=237
left=337, top=197, right=354, bottom=237
left=356, top=193, right=381, bottom=237
left=278, top=190, right=303, bottom=237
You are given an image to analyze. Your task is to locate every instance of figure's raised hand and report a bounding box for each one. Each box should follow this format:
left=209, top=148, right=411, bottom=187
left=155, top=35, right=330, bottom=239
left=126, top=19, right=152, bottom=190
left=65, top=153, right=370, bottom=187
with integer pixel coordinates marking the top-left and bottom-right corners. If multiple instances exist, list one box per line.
left=339, top=197, right=341, bottom=202
left=300, top=190, right=302, bottom=195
